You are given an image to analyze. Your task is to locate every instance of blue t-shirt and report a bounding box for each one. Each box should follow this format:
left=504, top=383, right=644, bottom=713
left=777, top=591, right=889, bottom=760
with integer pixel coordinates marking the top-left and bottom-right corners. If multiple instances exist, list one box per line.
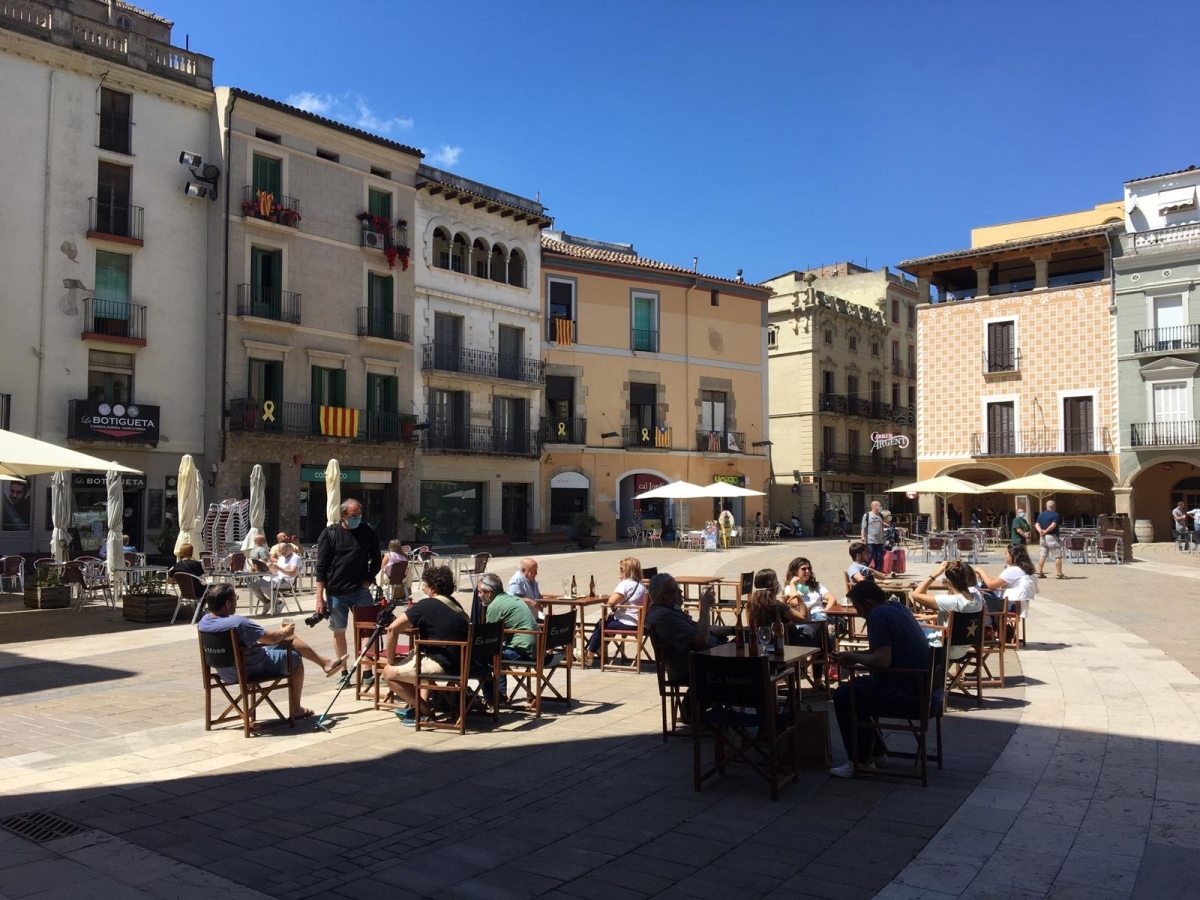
left=1036, top=510, right=1060, bottom=535
left=846, top=561, right=872, bottom=583
left=198, top=613, right=267, bottom=681
left=866, top=603, right=930, bottom=695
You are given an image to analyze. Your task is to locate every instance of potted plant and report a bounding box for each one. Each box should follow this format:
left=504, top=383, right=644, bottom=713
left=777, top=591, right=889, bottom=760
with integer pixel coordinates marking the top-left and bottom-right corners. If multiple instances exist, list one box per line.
left=572, top=513, right=603, bottom=550
left=406, top=512, right=432, bottom=543
left=24, top=565, right=71, bottom=609
left=121, top=573, right=177, bottom=623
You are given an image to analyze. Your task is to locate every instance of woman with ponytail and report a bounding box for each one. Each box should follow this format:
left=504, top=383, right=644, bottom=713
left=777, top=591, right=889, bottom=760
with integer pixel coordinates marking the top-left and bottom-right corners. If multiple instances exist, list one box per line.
left=911, top=559, right=985, bottom=660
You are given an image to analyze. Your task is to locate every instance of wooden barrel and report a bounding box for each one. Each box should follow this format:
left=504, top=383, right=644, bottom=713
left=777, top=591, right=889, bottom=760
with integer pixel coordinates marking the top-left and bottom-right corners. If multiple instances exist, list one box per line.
left=1134, top=519, right=1155, bottom=544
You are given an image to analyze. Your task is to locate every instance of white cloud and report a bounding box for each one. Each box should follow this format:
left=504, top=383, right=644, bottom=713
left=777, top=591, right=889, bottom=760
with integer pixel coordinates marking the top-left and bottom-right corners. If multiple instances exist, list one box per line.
left=428, top=145, right=463, bottom=167
left=284, top=91, right=413, bottom=134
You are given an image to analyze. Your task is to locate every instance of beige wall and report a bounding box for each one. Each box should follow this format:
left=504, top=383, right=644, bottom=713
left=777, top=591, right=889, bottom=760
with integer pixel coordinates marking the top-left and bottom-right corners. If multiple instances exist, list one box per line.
left=971, top=201, right=1123, bottom=247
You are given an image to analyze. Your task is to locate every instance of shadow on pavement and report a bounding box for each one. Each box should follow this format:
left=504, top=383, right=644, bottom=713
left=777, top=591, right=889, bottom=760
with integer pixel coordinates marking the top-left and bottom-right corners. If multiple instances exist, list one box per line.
left=0, top=652, right=137, bottom=698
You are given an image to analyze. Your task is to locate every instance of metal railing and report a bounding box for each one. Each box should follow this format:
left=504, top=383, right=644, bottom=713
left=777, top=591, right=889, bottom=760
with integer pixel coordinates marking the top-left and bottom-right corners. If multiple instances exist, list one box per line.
left=1121, top=223, right=1200, bottom=255
left=631, top=328, right=659, bottom=353
left=970, top=427, right=1113, bottom=456
left=819, top=393, right=847, bottom=414
left=891, top=360, right=904, bottom=377
left=694, top=431, right=753, bottom=453
left=1130, top=420, right=1200, bottom=447
left=241, top=186, right=301, bottom=226
left=624, top=426, right=672, bottom=449
left=236, top=285, right=302, bottom=324
left=542, top=417, right=587, bottom=444
left=422, top=425, right=540, bottom=457
left=88, top=197, right=143, bottom=241
left=892, top=405, right=916, bottom=426
left=226, top=398, right=417, bottom=443
left=82, top=297, right=146, bottom=341
left=820, top=453, right=916, bottom=477
left=1133, top=325, right=1200, bottom=354
left=547, top=316, right=577, bottom=344
left=421, top=342, right=544, bottom=384
left=357, top=308, right=411, bottom=342
left=983, top=348, right=1021, bottom=374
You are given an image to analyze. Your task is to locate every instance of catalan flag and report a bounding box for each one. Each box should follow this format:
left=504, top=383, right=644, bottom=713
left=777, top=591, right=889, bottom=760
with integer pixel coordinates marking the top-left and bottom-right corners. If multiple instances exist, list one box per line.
left=655, top=426, right=671, bottom=448
left=319, top=406, right=360, bottom=438
left=555, top=317, right=573, bottom=346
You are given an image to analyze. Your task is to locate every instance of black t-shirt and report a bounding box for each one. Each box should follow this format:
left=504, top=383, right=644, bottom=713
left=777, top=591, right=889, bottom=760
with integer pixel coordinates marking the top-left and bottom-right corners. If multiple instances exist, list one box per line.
left=315, top=522, right=380, bottom=594
left=406, top=595, right=469, bottom=674
left=168, top=559, right=206, bottom=584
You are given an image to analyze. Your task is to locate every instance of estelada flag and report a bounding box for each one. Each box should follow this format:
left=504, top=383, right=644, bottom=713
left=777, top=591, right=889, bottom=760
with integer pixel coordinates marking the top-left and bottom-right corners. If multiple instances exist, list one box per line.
left=319, top=406, right=359, bottom=438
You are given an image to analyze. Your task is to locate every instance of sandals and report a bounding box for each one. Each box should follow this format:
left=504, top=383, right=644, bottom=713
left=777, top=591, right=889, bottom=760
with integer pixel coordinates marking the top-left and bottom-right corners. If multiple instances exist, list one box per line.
left=323, top=654, right=349, bottom=677
left=1056, top=574, right=1067, bottom=580
left=295, top=708, right=313, bottom=720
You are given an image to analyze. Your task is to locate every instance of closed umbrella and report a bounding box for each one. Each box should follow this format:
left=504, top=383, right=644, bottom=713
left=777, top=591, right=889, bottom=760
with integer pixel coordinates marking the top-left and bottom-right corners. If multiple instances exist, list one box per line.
left=174, top=455, right=199, bottom=557
left=106, top=470, right=123, bottom=582
left=325, top=459, right=341, bottom=526
left=51, top=471, right=71, bottom=563
left=240, top=464, right=265, bottom=551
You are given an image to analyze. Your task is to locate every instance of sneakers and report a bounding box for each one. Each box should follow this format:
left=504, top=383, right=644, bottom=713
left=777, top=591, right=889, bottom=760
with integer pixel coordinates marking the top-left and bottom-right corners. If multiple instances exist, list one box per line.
left=829, top=762, right=856, bottom=778
left=829, top=755, right=888, bottom=778
left=361, top=670, right=375, bottom=689
left=336, top=670, right=353, bottom=689
left=394, top=708, right=416, bottom=727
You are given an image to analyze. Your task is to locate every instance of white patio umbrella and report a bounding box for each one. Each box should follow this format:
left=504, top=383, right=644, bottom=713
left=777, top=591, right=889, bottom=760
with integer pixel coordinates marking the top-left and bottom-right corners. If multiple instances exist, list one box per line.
left=0, top=429, right=140, bottom=478
left=0, top=474, right=25, bottom=482
left=51, top=471, right=72, bottom=563
left=887, top=475, right=988, bottom=531
left=701, top=482, right=766, bottom=498
left=634, top=480, right=708, bottom=500
left=240, top=464, right=266, bottom=551
left=325, top=459, right=342, bottom=526
left=980, top=473, right=1097, bottom=510
left=105, top=470, right=123, bottom=581
left=174, top=455, right=200, bottom=557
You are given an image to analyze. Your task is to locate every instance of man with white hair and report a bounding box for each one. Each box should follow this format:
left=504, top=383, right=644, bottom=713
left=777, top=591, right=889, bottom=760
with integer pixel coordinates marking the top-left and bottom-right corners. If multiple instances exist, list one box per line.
left=1035, top=500, right=1063, bottom=579
left=506, top=557, right=542, bottom=600
left=1010, top=506, right=1031, bottom=547
left=315, top=499, right=380, bottom=684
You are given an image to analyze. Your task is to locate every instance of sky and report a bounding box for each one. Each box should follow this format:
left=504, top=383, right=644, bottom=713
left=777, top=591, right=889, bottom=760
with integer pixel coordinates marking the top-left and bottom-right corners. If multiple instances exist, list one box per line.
left=152, top=0, right=1199, bottom=284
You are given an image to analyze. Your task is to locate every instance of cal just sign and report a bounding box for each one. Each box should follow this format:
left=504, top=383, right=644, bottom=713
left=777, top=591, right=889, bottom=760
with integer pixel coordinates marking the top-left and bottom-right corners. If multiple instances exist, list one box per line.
left=68, top=399, right=160, bottom=445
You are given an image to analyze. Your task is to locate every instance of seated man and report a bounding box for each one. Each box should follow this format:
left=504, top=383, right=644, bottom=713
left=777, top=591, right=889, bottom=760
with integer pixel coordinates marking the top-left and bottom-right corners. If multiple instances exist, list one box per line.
left=270, top=531, right=290, bottom=557
left=506, top=557, right=542, bottom=601
left=477, top=572, right=539, bottom=703
left=197, top=582, right=345, bottom=721
left=644, top=573, right=732, bottom=720
left=381, top=565, right=470, bottom=726
left=247, top=534, right=272, bottom=569
left=249, top=542, right=301, bottom=615
left=829, top=579, right=931, bottom=778
left=846, top=541, right=885, bottom=586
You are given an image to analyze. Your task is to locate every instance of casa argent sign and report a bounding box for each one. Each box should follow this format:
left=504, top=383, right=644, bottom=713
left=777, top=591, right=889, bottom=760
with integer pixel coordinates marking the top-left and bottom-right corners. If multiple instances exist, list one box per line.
left=870, top=431, right=910, bottom=453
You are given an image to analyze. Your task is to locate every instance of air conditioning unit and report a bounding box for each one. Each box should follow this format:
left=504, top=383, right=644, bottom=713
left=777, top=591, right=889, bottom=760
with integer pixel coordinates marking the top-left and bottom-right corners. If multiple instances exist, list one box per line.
left=361, top=230, right=385, bottom=250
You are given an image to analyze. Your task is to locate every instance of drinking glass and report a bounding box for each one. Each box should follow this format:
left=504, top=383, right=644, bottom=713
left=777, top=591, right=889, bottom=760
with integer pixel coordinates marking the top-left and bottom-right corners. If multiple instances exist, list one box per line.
left=757, top=626, right=772, bottom=648
left=561, top=579, right=569, bottom=597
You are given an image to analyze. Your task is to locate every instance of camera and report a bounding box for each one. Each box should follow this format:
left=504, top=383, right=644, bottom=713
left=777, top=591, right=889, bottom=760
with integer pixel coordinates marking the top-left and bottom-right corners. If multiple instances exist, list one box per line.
left=304, top=610, right=328, bottom=628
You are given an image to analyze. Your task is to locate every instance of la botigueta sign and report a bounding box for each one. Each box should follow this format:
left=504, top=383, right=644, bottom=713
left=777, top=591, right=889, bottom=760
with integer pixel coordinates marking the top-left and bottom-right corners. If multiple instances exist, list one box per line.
left=70, top=400, right=160, bottom=445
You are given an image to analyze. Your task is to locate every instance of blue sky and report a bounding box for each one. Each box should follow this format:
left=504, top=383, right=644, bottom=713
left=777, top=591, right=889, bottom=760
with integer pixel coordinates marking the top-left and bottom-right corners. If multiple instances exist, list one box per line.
left=155, top=0, right=1198, bottom=283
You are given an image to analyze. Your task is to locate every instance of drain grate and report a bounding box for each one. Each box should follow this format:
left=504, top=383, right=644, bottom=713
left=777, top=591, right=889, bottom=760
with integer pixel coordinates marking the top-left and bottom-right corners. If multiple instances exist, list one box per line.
left=0, top=811, right=88, bottom=844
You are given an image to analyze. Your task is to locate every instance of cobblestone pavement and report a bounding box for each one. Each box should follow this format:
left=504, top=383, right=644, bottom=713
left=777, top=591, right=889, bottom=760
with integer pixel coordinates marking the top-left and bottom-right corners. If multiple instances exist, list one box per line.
left=0, top=538, right=1193, bottom=899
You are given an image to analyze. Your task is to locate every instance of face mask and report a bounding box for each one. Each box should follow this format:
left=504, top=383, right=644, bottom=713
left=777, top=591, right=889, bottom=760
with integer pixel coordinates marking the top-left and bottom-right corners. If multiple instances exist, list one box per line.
left=345, top=516, right=362, bottom=529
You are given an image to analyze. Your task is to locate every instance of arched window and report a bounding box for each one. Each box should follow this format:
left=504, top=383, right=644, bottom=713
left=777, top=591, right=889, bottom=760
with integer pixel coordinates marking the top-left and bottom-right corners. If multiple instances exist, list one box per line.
left=508, top=248, right=526, bottom=288
left=432, top=228, right=451, bottom=270
left=451, top=233, right=468, bottom=273
left=471, top=239, right=489, bottom=279
left=490, top=244, right=507, bottom=284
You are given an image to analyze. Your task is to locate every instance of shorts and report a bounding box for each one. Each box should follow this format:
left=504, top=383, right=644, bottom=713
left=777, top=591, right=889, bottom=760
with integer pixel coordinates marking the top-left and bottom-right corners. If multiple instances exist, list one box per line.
left=384, top=653, right=449, bottom=684
left=327, top=586, right=375, bottom=631
left=246, top=645, right=299, bottom=680
left=1039, top=534, right=1062, bottom=560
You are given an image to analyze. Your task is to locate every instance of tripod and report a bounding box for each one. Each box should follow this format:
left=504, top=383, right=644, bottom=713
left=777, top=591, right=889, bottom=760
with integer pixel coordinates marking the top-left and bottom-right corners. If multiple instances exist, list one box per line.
left=315, top=597, right=401, bottom=731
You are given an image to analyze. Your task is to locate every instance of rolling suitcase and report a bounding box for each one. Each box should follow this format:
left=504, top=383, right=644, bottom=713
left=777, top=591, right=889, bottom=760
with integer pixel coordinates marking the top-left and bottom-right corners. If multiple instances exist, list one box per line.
left=883, top=548, right=907, bottom=575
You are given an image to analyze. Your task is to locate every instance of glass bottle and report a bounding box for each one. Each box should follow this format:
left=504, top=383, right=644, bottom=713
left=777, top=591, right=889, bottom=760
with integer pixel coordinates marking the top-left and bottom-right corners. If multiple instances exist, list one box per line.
left=589, top=575, right=596, bottom=597
left=570, top=575, right=577, bottom=597
left=734, top=606, right=745, bottom=652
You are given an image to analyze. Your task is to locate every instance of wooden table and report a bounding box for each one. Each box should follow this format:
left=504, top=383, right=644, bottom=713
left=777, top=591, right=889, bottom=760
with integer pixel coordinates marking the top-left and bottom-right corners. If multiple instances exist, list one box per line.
left=674, top=574, right=721, bottom=604
left=540, top=593, right=610, bottom=660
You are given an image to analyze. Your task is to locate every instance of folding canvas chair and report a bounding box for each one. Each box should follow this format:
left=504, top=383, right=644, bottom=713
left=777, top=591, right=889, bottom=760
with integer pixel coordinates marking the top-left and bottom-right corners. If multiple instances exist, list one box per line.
left=412, top=620, right=504, bottom=734
left=198, top=629, right=295, bottom=738
left=944, top=608, right=988, bottom=706
left=598, top=602, right=650, bottom=673
left=499, top=610, right=576, bottom=718
left=648, top=629, right=688, bottom=742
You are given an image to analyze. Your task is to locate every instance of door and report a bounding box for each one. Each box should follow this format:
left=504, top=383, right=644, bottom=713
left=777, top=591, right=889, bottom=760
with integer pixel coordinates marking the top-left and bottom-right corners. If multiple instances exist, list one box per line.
left=367, top=273, right=394, bottom=338
left=123, top=489, right=143, bottom=553
left=545, top=375, right=575, bottom=442
left=251, top=247, right=282, bottom=319
left=493, top=397, right=527, bottom=453
left=311, top=366, right=346, bottom=434
left=700, top=390, right=726, bottom=450
left=430, top=389, right=466, bottom=449
left=1063, top=396, right=1094, bottom=452
left=498, top=325, right=524, bottom=381
left=986, top=401, right=1015, bottom=455
left=96, top=161, right=131, bottom=237
left=632, top=295, right=656, bottom=351
left=366, top=373, right=398, bottom=440
left=630, top=382, right=656, bottom=446
left=851, top=488, right=866, bottom=529
left=501, top=483, right=529, bottom=542
left=248, top=358, right=283, bottom=432
left=1153, top=382, right=1189, bottom=444
left=434, top=313, right=462, bottom=371
left=94, top=251, right=131, bottom=336
left=1153, top=295, right=1184, bottom=350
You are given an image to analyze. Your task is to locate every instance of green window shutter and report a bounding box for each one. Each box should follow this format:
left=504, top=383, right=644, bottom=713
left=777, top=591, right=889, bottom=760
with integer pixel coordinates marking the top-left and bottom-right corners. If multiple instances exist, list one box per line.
left=384, top=375, right=398, bottom=413
left=269, top=361, right=282, bottom=404
left=311, top=366, right=323, bottom=407
left=368, top=189, right=392, bottom=220
left=332, top=369, right=346, bottom=407
left=634, top=296, right=654, bottom=331
left=253, top=154, right=281, bottom=197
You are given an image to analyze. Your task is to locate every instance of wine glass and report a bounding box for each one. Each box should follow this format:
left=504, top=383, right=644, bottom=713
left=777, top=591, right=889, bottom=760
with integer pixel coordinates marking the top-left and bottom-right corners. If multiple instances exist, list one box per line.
left=561, top=579, right=569, bottom=597
left=757, top=626, right=772, bottom=649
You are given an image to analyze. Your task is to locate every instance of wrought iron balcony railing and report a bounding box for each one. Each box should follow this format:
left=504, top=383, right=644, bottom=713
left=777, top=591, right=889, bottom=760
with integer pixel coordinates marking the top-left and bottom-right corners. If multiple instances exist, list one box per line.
left=820, top=453, right=916, bottom=477
left=970, top=427, right=1113, bottom=456
left=422, top=424, right=540, bottom=457
left=357, top=308, right=411, bottom=342
left=542, top=417, right=587, bottom=444
left=421, top=342, right=544, bottom=384
left=624, top=426, right=672, bottom=449
left=1132, top=325, right=1200, bottom=354
left=241, top=186, right=301, bottom=227
left=695, top=431, right=752, bottom=453
left=983, top=348, right=1021, bottom=374
left=237, top=285, right=302, bottom=324
left=1130, top=420, right=1200, bottom=447
left=227, top=398, right=417, bottom=443
left=819, top=393, right=848, bottom=414
left=88, top=197, right=143, bottom=242
left=631, top=327, right=659, bottom=353
left=82, top=297, right=146, bottom=343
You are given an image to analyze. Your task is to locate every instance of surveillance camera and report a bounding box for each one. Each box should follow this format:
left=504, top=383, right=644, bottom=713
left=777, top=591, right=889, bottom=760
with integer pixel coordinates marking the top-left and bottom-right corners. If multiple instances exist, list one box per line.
left=179, top=151, right=202, bottom=167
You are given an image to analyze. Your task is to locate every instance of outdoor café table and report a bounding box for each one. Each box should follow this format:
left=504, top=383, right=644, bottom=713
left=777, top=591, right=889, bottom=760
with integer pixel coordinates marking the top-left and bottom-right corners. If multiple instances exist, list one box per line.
left=540, top=593, right=610, bottom=660
left=112, top=564, right=170, bottom=598
left=699, top=642, right=820, bottom=703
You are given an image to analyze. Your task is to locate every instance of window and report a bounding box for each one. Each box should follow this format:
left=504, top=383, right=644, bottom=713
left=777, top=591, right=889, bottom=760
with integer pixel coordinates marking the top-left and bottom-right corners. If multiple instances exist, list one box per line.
left=986, top=401, right=1015, bottom=455
left=870, top=380, right=882, bottom=408
left=848, top=430, right=860, bottom=459
left=451, top=234, right=467, bottom=273
left=248, top=358, right=282, bottom=405
left=311, top=366, right=346, bottom=410
left=497, top=325, right=524, bottom=380
left=822, top=426, right=835, bottom=458
left=822, top=371, right=836, bottom=396
left=824, top=328, right=833, bottom=345
left=1151, top=294, right=1185, bottom=350
left=891, top=340, right=900, bottom=371
left=252, top=153, right=282, bottom=197
left=547, top=278, right=576, bottom=341
left=711, top=290, right=720, bottom=307
left=366, top=272, right=394, bottom=338
left=849, top=333, right=857, bottom=352
left=700, top=390, right=727, bottom=434
left=891, top=298, right=900, bottom=323
left=871, top=340, right=879, bottom=357
left=316, top=149, right=339, bottom=163
left=250, top=246, right=282, bottom=318
left=98, top=88, right=132, bottom=155
left=433, top=228, right=451, bottom=270
left=434, top=313, right=463, bottom=370
left=630, top=382, right=657, bottom=443
left=1153, top=382, right=1189, bottom=425
left=632, top=292, right=659, bottom=352
left=847, top=375, right=859, bottom=401
left=908, top=303, right=916, bottom=330
left=493, top=396, right=528, bottom=451
left=429, top=389, right=467, bottom=448
left=370, top=166, right=391, bottom=179
left=95, top=161, right=132, bottom=237
left=93, top=251, right=131, bottom=334
left=985, top=321, right=1016, bottom=372
left=892, top=382, right=901, bottom=409
left=87, top=350, right=134, bottom=404
left=767, top=326, right=778, bottom=349
left=366, top=373, right=399, bottom=439
left=545, top=376, right=575, bottom=420
left=1063, top=395, right=1094, bottom=452
left=472, top=239, right=489, bottom=279
left=115, top=13, right=132, bottom=29
left=367, top=188, right=392, bottom=221
left=255, top=130, right=281, bottom=144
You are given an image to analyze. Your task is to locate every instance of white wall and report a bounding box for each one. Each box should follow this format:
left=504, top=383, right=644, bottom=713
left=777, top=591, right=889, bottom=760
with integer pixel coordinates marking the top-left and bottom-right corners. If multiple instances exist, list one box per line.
left=1125, top=170, right=1200, bottom=233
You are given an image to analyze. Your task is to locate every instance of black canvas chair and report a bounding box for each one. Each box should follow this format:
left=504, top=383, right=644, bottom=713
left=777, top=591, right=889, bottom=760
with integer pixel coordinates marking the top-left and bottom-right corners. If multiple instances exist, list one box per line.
left=648, top=628, right=688, bottom=741
left=500, top=610, right=576, bottom=717
left=413, top=620, right=504, bottom=734
left=198, top=629, right=295, bottom=738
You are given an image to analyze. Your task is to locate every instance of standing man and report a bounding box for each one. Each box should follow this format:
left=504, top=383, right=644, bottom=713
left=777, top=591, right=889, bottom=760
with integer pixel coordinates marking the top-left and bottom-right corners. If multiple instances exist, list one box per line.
left=1173, top=501, right=1190, bottom=549
left=506, top=557, right=542, bottom=600
left=1010, top=506, right=1031, bottom=547
left=1035, top=500, right=1063, bottom=580
left=315, top=499, right=380, bottom=685
left=861, top=500, right=886, bottom=572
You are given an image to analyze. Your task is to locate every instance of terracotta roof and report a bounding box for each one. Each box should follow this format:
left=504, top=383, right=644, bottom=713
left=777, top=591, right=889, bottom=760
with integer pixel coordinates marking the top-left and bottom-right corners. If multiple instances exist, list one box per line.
left=1127, top=165, right=1199, bottom=185
left=116, top=1, right=173, bottom=26
left=899, top=222, right=1122, bottom=271
left=542, top=236, right=767, bottom=293
left=417, top=165, right=551, bottom=226
left=229, top=89, right=423, bottom=159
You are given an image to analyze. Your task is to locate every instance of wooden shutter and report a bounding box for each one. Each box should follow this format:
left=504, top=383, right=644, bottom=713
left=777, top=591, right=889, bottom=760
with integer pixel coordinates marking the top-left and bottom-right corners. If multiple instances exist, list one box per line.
left=987, top=322, right=1014, bottom=371
left=987, top=402, right=1014, bottom=454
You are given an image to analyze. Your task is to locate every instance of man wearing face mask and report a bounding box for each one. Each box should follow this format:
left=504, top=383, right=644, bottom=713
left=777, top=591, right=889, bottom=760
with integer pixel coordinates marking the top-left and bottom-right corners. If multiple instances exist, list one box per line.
left=315, top=498, right=380, bottom=685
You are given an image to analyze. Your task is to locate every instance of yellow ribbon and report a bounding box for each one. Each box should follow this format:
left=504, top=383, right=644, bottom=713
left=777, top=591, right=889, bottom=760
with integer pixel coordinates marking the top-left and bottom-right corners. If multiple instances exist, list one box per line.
left=261, top=400, right=276, bottom=423
left=557, top=422, right=567, bottom=437
left=641, top=428, right=650, bottom=442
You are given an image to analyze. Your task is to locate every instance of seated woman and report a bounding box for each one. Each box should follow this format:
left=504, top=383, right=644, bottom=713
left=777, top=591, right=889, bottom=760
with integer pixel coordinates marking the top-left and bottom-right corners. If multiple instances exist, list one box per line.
left=745, top=568, right=825, bottom=648
left=910, top=559, right=985, bottom=660
left=782, top=556, right=834, bottom=624
left=976, top=543, right=1038, bottom=626
left=584, top=557, right=647, bottom=665
left=168, top=543, right=206, bottom=584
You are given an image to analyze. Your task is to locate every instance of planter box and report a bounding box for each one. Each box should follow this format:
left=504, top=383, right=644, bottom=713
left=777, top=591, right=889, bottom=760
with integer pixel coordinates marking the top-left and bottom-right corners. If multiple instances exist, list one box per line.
left=122, top=593, right=178, bottom=623
left=575, top=535, right=601, bottom=550
left=23, top=585, right=71, bottom=609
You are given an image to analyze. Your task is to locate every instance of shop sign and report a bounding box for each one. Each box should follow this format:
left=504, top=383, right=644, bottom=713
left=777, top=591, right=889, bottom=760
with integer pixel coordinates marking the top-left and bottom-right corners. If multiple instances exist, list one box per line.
left=72, top=473, right=147, bottom=490
left=634, top=474, right=666, bottom=494
left=551, top=472, right=590, bottom=489
left=712, top=475, right=745, bottom=485
left=71, top=400, right=159, bottom=444
left=870, top=432, right=910, bottom=452
left=300, top=466, right=392, bottom=484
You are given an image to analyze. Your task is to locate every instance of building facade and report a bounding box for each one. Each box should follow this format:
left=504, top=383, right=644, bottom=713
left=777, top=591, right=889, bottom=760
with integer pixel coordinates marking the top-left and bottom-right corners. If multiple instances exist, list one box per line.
left=540, top=233, right=771, bottom=541
left=411, top=167, right=551, bottom=543
left=763, top=266, right=918, bottom=531
left=205, top=90, right=423, bottom=545
left=1113, top=167, right=1200, bottom=540
left=0, top=0, right=213, bottom=556
left=901, top=206, right=1124, bottom=527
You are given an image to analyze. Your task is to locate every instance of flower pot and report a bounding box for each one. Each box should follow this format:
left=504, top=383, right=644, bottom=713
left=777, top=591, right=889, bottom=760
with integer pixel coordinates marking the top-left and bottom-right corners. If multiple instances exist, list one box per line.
left=575, top=535, right=601, bottom=550
left=268, top=215, right=278, bottom=223
left=122, top=592, right=178, bottom=623
left=24, top=585, right=71, bottom=609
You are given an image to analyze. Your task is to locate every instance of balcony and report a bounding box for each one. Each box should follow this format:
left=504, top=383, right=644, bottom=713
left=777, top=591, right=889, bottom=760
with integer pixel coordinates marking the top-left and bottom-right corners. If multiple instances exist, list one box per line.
left=970, top=427, right=1114, bottom=456
left=547, top=316, right=576, bottom=345
left=88, top=198, right=143, bottom=245
left=694, top=431, right=759, bottom=454
left=631, top=328, right=659, bottom=353
left=983, top=348, right=1021, bottom=374
left=1132, top=325, right=1200, bottom=354
left=820, top=453, right=916, bottom=477
left=241, top=187, right=301, bottom=228
left=236, top=285, right=302, bottom=324
left=357, top=308, right=411, bottom=342
left=357, top=215, right=409, bottom=269
left=1120, top=223, right=1200, bottom=255
left=819, top=393, right=848, bottom=414
left=892, top=405, right=916, bottom=426
left=422, top=425, right=540, bottom=458
left=908, top=363, right=916, bottom=379
left=1131, top=420, right=1200, bottom=448
left=891, top=360, right=904, bottom=377
left=67, top=399, right=159, bottom=445
left=421, top=343, right=544, bottom=385
left=227, top=398, right=417, bottom=444
left=542, top=417, right=587, bottom=444
left=624, top=426, right=672, bottom=449
left=81, top=297, right=146, bottom=346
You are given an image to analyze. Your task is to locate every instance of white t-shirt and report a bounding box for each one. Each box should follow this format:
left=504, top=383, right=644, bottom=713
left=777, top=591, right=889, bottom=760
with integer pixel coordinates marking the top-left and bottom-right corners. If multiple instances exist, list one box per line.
left=935, top=588, right=985, bottom=659
left=610, top=578, right=648, bottom=627
left=998, top=565, right=1037, bottom=617
left=784, top=581, right=832, bottom=620
left=271, top=552, right=301, bottom=585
